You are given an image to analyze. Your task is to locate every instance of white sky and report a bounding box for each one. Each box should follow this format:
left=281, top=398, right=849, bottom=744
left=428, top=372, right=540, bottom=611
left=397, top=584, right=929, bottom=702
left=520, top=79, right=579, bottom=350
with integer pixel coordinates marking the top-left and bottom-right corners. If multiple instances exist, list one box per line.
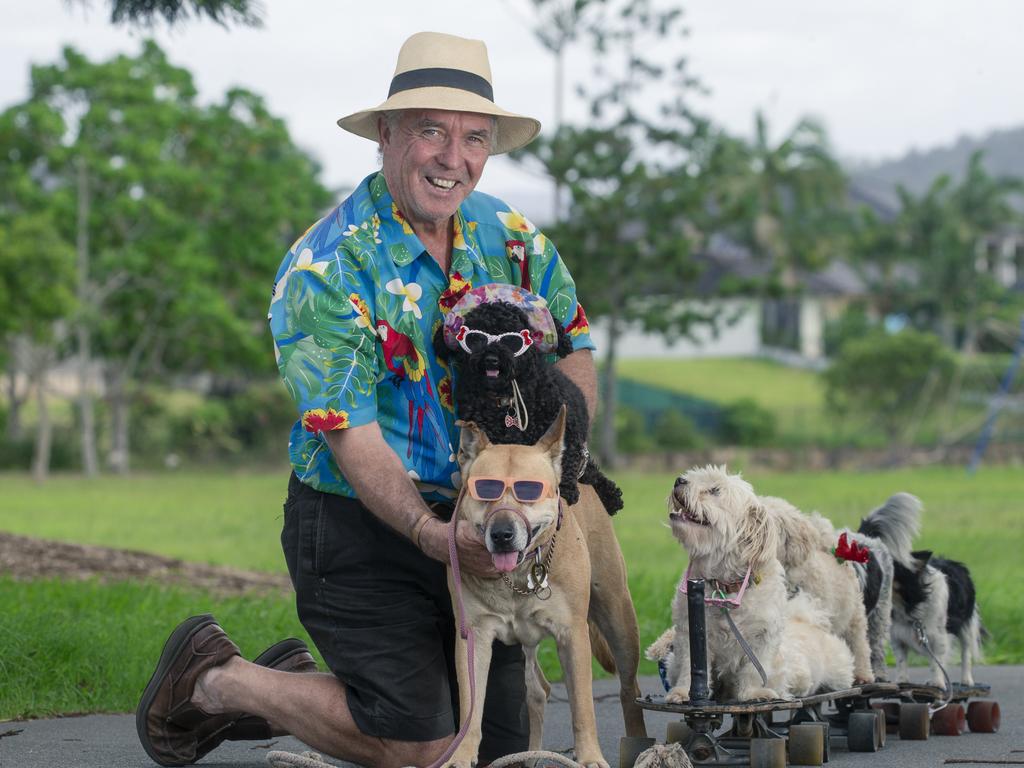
left=2, top=0, right=1023, bottom=220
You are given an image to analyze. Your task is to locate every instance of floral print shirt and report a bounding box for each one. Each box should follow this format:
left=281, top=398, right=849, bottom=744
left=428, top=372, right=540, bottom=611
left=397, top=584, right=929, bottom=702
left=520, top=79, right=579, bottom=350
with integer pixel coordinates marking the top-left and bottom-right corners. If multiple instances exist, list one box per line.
left=269, top=172, right=594, bottom=498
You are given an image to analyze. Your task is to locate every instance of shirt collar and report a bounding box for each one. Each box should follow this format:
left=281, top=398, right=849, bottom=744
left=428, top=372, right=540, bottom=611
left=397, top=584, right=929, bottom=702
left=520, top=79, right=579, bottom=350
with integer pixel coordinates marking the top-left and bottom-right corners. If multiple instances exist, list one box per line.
left=369, top=172, right=484, bottom=276
left=369, top=173, right=425, bottom=267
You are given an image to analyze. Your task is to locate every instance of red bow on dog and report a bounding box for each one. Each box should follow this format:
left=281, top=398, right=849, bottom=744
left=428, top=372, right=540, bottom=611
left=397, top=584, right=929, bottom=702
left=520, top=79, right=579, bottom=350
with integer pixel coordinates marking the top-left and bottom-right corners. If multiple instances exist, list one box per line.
left=833, top=532, right=870, bottom=564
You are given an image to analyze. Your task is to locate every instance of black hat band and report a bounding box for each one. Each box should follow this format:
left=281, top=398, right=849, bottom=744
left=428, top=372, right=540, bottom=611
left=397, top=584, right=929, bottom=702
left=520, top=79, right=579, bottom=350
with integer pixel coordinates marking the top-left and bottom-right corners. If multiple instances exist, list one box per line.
left=388, top=67, right=494, bottom=101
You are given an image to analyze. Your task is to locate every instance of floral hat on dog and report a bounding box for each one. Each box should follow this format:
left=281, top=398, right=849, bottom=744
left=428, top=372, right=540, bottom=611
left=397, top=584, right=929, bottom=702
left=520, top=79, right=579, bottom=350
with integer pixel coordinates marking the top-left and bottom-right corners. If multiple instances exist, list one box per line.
left=442, top=283, right=559, bottom=354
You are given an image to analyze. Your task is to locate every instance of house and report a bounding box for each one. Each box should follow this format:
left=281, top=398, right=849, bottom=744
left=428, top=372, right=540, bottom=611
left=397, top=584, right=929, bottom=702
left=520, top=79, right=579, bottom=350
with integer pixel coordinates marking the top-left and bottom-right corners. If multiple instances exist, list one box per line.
left=589, top=233, right=869, bottom=363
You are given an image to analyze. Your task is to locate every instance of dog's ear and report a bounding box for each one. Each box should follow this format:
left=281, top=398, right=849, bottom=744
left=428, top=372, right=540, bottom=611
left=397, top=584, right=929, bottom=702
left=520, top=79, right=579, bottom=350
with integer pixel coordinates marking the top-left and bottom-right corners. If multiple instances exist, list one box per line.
left=555, top=321, right=573, bottom=359
left=536, top=405, right=567, bottom=479
left=739, top=498, right=780, bottom=569
left=911, top=549, right=933, bottom=568
left=457, top=420, right=490, bottom=470
left=433, top=324, right=453, bottom=363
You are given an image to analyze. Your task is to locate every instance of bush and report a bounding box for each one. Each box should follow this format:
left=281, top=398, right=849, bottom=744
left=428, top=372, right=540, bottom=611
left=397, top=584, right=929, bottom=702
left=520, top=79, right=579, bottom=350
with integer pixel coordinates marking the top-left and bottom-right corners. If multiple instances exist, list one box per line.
left=824, top=329, right=955, bottom=439
left=652, top=409, right=704, bottom=451
left=824, top=304, right=874, bottom=357
left=720, top=398, right=777, bottom=446
left=615, top=405, right=657, bottom=454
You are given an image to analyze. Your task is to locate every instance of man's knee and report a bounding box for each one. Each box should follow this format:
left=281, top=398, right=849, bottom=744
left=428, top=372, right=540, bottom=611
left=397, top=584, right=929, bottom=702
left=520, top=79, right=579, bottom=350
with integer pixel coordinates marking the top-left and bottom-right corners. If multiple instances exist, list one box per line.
left=376, top=734, right=453, bottom=768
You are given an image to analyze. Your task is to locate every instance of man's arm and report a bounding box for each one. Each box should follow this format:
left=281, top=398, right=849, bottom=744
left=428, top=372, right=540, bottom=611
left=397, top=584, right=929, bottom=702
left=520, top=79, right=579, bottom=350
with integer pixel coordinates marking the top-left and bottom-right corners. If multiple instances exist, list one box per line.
left=324, top=424, right=497, bottom=576
left=554, top=348, right=598, bottom=422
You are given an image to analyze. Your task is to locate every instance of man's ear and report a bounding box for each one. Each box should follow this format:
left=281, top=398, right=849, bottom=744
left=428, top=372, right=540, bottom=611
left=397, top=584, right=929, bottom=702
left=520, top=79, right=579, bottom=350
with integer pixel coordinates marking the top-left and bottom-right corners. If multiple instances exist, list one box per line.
left=457, top=419, right=490, bottom=470
left=555, top=322, right=573, bottom=358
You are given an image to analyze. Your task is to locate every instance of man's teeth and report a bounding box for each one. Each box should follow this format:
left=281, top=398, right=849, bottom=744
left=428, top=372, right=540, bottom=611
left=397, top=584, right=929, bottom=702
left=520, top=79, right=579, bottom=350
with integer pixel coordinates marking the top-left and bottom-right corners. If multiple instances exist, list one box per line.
left=429, top=177, right=456, bottom=190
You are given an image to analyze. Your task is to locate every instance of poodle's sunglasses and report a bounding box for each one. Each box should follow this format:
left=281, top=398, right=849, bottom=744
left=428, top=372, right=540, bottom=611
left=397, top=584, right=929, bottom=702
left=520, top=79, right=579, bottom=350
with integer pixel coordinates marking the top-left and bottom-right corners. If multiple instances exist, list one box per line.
left=455, top=326, right=534, bottom=357
left=468, top=476, right=554, bottom=504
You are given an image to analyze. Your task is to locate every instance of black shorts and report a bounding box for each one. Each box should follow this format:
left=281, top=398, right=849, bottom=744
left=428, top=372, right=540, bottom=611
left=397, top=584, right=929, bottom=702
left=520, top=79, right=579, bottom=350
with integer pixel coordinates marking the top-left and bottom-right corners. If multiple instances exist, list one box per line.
left=280, top=473, right=528, bottom=759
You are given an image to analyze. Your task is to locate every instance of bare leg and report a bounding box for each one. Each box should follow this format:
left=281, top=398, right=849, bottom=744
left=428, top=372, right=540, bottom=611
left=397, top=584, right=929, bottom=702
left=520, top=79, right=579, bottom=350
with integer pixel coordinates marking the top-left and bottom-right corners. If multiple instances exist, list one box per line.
left=194, top=659, right=451, bottom=768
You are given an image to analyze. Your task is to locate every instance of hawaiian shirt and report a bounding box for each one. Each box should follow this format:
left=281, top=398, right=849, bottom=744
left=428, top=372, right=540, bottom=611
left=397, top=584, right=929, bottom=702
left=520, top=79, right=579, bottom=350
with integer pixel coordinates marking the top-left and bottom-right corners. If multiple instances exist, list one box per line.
left=269, top=172, right=595, bottom=499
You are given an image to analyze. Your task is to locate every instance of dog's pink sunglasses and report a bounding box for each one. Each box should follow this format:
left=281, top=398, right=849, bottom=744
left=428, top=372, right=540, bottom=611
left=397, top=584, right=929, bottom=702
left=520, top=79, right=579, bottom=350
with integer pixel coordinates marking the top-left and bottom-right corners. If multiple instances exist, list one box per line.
left=468, top=476, right=554, bottom=504
left=455, top=326, right=534, bottom=357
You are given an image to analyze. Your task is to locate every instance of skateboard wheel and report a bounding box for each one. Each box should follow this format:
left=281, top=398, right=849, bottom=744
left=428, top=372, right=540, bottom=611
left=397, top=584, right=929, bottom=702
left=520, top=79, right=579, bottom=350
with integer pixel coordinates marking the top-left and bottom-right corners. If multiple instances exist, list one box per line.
left=931, top=703, right=966, bottom=736
left=873, top=701, right=900, bottom=734
left=873, top=706, right=887, bottom=748
left=665, top=720, right=693, bottom=745
left=847, top=711, right=879, bottom=752
left=899, top=702, right=930, bottom=740
left=618, top=736, right=656, bottom=768
left=788, top=724, right=824, bottom=766
left=750, top=737, right=786, bottom=768
left=966, top=700, right=1000, bottom=733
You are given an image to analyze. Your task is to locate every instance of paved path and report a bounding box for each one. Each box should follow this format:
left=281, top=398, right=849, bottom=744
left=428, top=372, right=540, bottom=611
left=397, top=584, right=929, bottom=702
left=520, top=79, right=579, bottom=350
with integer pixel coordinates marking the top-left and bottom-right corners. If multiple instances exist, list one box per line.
left=1, top=668, right=1019, bottom=768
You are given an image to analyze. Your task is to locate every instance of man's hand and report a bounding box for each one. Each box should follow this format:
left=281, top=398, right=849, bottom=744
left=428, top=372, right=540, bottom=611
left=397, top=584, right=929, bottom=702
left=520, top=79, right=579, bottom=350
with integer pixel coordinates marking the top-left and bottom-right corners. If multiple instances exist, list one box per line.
left=419, top=517, right=499, bottom=578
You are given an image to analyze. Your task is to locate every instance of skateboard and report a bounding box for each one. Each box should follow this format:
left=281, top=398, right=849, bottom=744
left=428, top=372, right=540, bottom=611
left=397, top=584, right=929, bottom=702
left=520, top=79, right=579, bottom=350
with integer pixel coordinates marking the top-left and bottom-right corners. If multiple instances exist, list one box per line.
left=876, top=682, right=1000, bottom=738
left=639, top=687, right=866, bottom=766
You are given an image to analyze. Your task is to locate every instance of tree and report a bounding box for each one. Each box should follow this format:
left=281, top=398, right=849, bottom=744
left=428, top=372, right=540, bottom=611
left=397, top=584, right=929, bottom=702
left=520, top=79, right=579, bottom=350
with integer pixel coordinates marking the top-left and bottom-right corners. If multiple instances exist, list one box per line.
left=513, top=0, right=714, bottom=466
left=66, top=0, right=262, bottom=27
left=710, top=111, right=850, bottom=286
left=889, top=152, right=1021, bottom=349
left=5, top=41, right=330, bottom=474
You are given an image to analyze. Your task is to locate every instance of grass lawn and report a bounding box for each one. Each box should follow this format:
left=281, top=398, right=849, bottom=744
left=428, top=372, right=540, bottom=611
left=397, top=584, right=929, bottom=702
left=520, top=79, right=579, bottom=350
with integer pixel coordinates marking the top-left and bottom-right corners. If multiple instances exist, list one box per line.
left=1, top=465, right=1022, bottom=719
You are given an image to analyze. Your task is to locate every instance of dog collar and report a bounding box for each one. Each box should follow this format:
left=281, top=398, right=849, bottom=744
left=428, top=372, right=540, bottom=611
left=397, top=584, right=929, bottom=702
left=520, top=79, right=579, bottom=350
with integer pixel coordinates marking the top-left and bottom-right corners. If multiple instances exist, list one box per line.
left=679, top=564, right=759, bottom=609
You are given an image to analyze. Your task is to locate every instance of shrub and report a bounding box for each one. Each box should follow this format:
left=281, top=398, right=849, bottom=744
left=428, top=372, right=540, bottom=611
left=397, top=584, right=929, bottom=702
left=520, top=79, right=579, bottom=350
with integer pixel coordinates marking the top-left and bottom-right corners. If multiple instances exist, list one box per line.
left=720, top=398, right=777, bottom=446
left=824, top=329, right=955, bottom=440
left=653, top=409, right=704, bottom=451
left=615, top=405, right=656, bottom=454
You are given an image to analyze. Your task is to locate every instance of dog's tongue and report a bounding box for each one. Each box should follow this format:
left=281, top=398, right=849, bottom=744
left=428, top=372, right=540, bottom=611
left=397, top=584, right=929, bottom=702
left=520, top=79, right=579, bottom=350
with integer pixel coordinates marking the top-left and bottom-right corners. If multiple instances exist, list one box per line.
left=491, top=552, right=519, bottom=572
left=485, top=369, right=499, bottom=378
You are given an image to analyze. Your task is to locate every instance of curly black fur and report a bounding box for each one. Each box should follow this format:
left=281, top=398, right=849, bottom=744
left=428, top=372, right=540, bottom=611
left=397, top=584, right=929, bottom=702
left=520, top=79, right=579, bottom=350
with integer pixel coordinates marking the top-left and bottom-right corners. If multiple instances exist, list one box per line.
left=435, top=301, right=623, bottom=514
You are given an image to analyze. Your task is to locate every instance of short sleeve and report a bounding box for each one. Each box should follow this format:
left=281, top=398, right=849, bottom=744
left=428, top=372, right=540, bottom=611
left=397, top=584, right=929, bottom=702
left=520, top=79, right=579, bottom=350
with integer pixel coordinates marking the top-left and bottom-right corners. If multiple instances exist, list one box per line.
left=528, top=229, right=596, bottom=354
left=269, top=243, right=380, bottom=434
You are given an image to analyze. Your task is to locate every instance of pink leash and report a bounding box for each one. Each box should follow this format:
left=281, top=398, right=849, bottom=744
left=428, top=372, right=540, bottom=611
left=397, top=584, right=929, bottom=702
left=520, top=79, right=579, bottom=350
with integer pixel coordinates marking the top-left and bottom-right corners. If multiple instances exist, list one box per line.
left=424, top=510, right=477, bottom=768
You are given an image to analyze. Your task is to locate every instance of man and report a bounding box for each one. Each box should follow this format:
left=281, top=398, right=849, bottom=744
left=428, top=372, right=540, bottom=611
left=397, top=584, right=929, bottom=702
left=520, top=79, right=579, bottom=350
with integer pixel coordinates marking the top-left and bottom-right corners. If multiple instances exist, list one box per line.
left=137, top=31, right=597, bottom=768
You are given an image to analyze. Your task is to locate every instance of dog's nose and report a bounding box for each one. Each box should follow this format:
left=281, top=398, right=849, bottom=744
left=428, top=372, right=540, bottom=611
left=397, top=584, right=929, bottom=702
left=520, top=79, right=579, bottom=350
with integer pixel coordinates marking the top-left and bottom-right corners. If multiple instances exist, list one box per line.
left=483, top=350, right=501, bottom=368
left=674, top=476, right=688, bottom=488
left=488, top=521, right=517, bottom=550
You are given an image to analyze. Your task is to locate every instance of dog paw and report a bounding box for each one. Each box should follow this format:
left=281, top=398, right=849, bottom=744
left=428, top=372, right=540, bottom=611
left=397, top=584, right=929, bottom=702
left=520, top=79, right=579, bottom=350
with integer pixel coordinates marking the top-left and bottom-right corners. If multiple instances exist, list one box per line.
left=927, top=678, right=948, bottom=690
left=665, top=686, right=689, bottom=704
left=740, top=687, right=779, bottom=701
left=854, top=675, right=874, bottom=686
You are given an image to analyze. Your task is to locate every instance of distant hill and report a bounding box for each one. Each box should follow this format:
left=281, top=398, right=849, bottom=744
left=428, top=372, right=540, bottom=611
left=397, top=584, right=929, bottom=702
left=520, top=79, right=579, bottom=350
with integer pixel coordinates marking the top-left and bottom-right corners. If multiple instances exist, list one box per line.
left=849, top=125, right=1024, bottom=211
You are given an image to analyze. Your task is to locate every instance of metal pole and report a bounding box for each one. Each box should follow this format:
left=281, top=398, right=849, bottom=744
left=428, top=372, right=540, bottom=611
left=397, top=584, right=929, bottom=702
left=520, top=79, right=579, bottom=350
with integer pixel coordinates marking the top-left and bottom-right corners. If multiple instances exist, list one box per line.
left=687, top=578, right=712, bottom=705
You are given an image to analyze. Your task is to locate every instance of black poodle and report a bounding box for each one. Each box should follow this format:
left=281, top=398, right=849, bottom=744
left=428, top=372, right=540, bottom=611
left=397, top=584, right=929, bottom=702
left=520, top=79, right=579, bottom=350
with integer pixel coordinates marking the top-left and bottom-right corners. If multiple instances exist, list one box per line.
left=435, top=300, right=623, bottom=514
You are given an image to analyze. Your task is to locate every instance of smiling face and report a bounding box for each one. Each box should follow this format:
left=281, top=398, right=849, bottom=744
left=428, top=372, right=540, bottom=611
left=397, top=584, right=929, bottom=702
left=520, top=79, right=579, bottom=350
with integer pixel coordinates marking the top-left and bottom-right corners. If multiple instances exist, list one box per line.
left=379, top=109, right=492, bottom=237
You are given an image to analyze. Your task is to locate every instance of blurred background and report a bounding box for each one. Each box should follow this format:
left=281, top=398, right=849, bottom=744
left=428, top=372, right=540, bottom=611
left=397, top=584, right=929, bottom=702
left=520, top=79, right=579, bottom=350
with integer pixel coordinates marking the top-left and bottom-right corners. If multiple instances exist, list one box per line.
left=1, top=0, right=1022, bottom=719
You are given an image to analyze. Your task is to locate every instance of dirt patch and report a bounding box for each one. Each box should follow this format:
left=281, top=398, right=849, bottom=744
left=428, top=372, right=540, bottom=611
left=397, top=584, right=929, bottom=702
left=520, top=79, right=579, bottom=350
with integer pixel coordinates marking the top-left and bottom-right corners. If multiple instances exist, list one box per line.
left=0, top=532, right=292, bottom=597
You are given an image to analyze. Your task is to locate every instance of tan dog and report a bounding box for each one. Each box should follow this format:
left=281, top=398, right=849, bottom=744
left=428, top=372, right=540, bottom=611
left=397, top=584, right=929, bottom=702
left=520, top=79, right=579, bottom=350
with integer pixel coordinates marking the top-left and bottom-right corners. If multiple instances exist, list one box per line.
left=448, top=407, right=646, bottom=768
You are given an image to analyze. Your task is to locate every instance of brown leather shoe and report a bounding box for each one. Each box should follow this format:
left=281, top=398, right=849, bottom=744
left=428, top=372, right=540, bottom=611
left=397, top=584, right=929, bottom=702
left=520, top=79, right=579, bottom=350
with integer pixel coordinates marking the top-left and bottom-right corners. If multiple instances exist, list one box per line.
left=136, top=614, right=241, bottom=766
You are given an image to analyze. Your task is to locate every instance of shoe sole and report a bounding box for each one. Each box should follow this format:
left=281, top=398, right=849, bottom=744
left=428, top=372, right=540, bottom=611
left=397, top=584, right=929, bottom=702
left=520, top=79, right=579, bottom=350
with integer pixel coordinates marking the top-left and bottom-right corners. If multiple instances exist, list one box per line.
left=136, top=613, right=217, bottom=767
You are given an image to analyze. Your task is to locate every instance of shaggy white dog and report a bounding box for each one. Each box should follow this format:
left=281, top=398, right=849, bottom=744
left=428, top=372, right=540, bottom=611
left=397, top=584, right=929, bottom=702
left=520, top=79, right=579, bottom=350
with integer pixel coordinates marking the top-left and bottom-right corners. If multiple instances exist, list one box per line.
left=648, top=592, right=854, bottom=700
left=781, top=593, right=855, bottom=697
left=663, top=466, right=787, bottom=702
left=762, top=495, right=875, bottom=683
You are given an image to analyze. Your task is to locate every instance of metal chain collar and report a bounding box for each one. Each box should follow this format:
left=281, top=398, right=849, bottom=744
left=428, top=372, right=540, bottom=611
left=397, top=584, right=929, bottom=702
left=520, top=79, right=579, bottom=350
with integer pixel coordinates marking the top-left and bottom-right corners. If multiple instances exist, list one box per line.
left=501, top=531, right=558, bottom=600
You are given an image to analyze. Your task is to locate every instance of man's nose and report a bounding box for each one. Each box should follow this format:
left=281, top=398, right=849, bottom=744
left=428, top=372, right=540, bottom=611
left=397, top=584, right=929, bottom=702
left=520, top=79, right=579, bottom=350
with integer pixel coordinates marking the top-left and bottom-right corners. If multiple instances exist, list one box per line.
left=435, top=138, right=462, bottom=168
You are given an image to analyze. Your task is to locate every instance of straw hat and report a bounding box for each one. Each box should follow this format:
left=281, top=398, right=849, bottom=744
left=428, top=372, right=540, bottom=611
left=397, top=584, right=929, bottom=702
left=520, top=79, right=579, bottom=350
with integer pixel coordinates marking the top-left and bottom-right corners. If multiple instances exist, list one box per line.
left=336, top=31, right=541, bottom=155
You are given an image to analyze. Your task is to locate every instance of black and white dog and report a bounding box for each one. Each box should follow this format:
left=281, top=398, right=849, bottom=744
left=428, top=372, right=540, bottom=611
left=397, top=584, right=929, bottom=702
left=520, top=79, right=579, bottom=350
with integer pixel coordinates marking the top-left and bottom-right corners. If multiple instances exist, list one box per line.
left=436, top=285, right=623, bottom=514
left=860, top=492, right=985, bottom=688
